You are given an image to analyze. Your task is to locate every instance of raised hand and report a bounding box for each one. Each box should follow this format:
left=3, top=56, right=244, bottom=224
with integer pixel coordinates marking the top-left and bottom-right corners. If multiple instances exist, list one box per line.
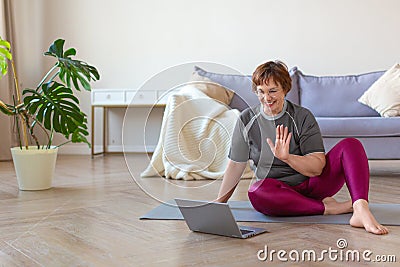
left=266, top=124, right=292, bottom=161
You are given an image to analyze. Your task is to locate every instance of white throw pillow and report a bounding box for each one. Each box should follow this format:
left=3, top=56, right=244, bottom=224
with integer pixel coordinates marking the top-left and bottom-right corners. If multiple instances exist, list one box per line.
left=358, top=63, right=400, bottom=117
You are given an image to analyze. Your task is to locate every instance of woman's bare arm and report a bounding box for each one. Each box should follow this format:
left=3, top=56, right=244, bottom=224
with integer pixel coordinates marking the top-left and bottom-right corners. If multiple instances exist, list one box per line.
left=216, top=160, right=247, bottom=203
left=282, top=152, right=326, bottom=177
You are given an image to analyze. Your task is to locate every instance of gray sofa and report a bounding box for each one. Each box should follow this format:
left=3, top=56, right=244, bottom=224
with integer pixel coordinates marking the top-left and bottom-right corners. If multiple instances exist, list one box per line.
left=193, top=66, right=400, bottom=159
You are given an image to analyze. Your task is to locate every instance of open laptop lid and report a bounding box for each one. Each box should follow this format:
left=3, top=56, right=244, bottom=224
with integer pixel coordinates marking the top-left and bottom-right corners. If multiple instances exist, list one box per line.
left=175, top=198, right=250, bottom=238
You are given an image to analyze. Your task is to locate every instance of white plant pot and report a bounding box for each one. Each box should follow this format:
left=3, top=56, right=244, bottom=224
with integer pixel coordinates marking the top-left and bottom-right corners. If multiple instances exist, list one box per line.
left=11, top=146, right=58, bottom=191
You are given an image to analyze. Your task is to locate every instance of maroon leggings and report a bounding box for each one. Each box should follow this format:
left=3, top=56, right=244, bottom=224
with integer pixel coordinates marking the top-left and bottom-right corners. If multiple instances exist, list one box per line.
left=248, top=138, right=369, bottom=216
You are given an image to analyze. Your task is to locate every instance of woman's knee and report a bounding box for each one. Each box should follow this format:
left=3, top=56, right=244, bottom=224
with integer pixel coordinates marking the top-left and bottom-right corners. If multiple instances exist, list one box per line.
left=332, top=138, right=366, bottom=155
left=338, top=138, right=363, bottom=149
left=248, top=178, right=279, bottom=197
left=248, top=178, right=283, bottom=215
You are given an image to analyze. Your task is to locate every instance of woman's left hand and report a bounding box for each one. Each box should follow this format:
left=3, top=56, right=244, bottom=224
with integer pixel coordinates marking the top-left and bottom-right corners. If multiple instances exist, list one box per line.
left=267, top=124, right=292, bottom=161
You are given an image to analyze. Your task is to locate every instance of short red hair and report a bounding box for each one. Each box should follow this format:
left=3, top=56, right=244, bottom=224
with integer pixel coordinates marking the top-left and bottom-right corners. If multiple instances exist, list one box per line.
left=252, top=60, right=292, bottom=95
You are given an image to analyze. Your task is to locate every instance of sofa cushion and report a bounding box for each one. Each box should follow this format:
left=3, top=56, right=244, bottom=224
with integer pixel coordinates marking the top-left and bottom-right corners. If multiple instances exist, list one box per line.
left=297, top=70, right=384, bottom=117
left=286, top=67, right=300, bottom=106
left=322, top=137, right=400, bottom=159
left=193, top=66, right=256, bottom=111
left=193, top=66, right=300, bottom=111
left=316, top=117, right=400, bottom=137
left=358, top=63, right=400, bottom=117
left=189, top=73, right=235, bottom=105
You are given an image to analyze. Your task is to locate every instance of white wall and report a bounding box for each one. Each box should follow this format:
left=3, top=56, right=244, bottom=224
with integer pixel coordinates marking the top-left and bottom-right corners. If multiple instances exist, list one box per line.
left=12, top=0, right=400, bottom=154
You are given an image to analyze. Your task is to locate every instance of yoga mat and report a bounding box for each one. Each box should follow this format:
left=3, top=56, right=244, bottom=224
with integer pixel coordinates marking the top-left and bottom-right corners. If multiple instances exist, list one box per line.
left=140, top=200, right=400, bottom=225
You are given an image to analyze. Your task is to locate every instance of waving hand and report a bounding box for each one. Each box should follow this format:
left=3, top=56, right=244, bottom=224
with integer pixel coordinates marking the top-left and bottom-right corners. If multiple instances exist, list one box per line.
left=266, top=124, right=292, bottom=161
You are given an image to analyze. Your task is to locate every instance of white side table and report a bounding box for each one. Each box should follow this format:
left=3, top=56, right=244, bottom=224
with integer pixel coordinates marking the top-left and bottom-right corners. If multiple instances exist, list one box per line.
left=90, top=89, right=175, bottom=157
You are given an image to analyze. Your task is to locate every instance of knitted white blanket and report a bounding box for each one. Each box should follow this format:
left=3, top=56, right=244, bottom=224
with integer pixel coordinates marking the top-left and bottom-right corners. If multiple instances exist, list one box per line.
left=141, top=85, right=254, bottom=180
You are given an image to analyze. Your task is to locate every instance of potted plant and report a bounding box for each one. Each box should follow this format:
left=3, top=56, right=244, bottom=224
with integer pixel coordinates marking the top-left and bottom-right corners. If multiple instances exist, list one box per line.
left=0, top=37, right=99, bottom=190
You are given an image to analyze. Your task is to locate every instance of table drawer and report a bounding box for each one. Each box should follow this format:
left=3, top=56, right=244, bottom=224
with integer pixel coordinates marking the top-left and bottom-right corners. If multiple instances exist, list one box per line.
left=127, top=90, right=157, bottom=105
left=92, top=91, right=125, bottom=105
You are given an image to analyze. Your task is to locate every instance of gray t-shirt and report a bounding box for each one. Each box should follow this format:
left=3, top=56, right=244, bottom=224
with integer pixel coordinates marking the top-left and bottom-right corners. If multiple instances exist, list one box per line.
left=228, top=100, right=325, bottom=186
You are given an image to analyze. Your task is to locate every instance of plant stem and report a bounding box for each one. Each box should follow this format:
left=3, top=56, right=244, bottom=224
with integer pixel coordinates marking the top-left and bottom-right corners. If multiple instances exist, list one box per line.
left=37, top=70, right=60, bottom=95
left=10, top=59, right=28, bottom=149
left=0, top=100, right=13, bottom=115
left=14, top=111, right=22, bottom=149
left=56, top=140, right=71, bottom=148
left=36, top=63, right=59, bottom=90
left=27, top=114, right=51, bottom=148
left=12, top=95, right=22, bottom=148
left=47, top=129, right=54, bottom=149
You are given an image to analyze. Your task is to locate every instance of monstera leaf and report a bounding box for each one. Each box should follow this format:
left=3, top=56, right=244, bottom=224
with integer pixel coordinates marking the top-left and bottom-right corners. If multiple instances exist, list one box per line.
left=0, top=37, right=99, bottom=148
left=44, top=39, right=100, bottom=91
left=22, top=81, right=89, bottom=145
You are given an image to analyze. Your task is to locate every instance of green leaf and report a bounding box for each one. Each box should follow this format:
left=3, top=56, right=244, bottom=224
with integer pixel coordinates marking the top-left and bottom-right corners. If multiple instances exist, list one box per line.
left=44, top=39, right=100, bottom=91
left=23, top=81, right=89, bottom=143
left=0, top=47, right=12, bottom=60
left=0, top=39, right=11, bottom=49
left=44, top=104, right=52, bottom=129
left=0, top=38, right=12, bottom=78
left=1, top=61, right=7, bottom=76
left=71, top=127, right=90, bottom=147
left=44, top=39, right=65, bottom=58
left=53, top=112, right=61, bottom=132
left=64, top=48, right=76, bottom=57
left=36, top=104, right=45, bottom=122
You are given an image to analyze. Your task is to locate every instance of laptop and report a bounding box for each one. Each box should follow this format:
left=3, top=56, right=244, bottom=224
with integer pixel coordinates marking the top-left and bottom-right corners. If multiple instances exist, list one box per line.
left=175, top=198, right=268, bottom=239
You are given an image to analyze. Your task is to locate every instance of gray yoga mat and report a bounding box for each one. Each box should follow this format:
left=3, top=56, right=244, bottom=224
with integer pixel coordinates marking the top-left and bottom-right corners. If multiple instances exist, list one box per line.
left=140, top=200, right=400, bottom=225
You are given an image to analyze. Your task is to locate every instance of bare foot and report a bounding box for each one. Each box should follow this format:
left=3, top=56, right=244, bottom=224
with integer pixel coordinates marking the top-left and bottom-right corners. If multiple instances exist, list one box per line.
left=322, top=197, right=353, bottom=215
left=350, top=199, right=389, bottom=235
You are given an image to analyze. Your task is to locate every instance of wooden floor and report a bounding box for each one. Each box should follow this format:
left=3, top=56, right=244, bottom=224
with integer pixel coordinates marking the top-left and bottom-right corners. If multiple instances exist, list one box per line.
left=0, top=154, right=399, bottom=266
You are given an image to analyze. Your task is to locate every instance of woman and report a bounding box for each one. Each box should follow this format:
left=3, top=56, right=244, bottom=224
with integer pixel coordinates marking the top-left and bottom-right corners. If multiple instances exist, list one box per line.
left=216, top=60, right=388, bottom=235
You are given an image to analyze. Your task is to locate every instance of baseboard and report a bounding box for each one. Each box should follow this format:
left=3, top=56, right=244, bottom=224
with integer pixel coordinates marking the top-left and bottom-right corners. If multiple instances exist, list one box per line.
left=108, top=145, right=156, bottom=153
left=57, top=144, right=156, bottom=155
left=57, top=143, right=91, bottom=155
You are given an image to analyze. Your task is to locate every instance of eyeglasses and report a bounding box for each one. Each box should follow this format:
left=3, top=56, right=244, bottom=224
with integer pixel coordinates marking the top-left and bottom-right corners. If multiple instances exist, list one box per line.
left=255, top=88, right=282, bottom=98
